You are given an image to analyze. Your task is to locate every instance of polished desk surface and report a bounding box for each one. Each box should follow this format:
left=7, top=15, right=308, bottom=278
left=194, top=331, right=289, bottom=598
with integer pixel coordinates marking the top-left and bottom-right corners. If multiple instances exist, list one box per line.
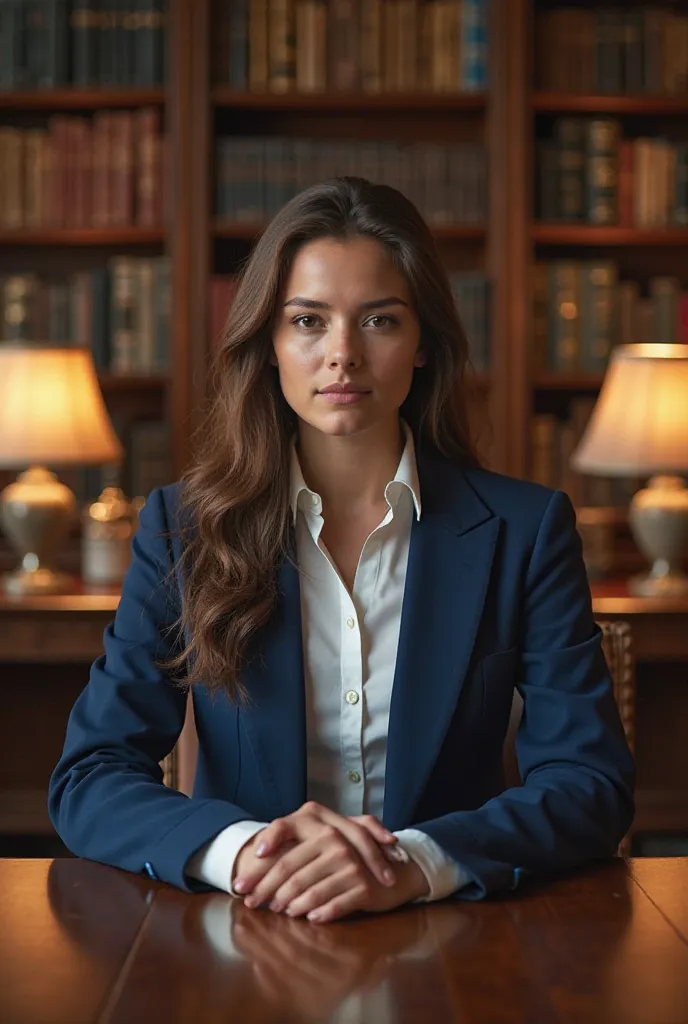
left=3, top=858, right=688, bottom=1023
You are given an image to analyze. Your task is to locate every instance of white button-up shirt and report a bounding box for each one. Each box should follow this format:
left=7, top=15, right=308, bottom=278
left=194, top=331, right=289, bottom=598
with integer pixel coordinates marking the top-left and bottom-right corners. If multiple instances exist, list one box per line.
left=187, top=422, right=465, bottom=901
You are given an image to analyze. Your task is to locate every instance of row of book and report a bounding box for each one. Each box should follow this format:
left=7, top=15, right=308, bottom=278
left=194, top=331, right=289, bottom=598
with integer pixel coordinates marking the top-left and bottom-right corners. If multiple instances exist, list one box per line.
left=216, top=137, right=487, bottom=226
left=0, top=110, right=165, bottom=230
left=536, top=6, right=688, bottom=95
left=0, top=257, right=171, bottom=374
left=531, top=400, right=640, bottom=510
left=70, top=417, right=172, bottom=505
left=537, top=119, right=688, bottom=227
left=0, top=1, right=166, bottom=90
left=209, top=270, right=490, bottom=372
left=214, top=0, right=488, bottom=95
left=533, top=262, right=688, bottom=374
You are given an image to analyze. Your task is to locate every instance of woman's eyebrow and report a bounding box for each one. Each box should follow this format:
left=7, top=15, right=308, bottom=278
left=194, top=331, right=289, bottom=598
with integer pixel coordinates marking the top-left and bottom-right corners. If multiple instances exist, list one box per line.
left=283, top=296, right=409, bottom=310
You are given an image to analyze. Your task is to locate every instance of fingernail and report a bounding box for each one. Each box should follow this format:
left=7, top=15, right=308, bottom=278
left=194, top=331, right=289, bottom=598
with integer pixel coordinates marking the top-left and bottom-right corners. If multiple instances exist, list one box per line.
left=383, top=869, right=396, bottom=886
left=269, top=901, right=281, bottom=913
left=244, top=896, right=257, bottom=909
left=233, top=878, right=248, bottom=893
left=256, top=843, right=268, bottom=857
left=307, top=911, right=321, bottom=922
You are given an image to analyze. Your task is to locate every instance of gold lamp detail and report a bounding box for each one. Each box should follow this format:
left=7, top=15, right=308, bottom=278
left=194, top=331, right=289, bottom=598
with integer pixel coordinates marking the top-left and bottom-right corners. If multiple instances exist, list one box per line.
left=0, top=344, right=123, bottom=596
left=572, top=343, right=688, bottom=597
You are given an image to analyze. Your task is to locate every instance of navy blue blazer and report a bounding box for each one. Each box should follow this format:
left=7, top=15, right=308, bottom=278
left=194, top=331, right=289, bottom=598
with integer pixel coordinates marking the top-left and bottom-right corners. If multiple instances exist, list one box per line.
left=48, top=446, right=635, bottom=899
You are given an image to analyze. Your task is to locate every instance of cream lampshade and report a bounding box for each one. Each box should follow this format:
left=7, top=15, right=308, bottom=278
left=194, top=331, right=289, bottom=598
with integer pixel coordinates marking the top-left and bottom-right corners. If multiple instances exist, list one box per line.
left=0, top=344, right=123, bottom=596
left=572, top=343, right=688, bottom=597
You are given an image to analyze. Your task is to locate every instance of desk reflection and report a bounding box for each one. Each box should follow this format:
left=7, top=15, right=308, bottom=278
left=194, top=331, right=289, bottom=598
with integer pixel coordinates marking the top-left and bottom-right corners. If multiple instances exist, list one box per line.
left=48, top=858, right=479, bottom=1023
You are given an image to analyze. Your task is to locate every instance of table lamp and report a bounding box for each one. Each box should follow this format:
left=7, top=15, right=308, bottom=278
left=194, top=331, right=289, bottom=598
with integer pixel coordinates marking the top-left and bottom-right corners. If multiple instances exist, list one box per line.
left=572, top=343, right=688, bottom=597
left=0, top=344, right=123, bottom=596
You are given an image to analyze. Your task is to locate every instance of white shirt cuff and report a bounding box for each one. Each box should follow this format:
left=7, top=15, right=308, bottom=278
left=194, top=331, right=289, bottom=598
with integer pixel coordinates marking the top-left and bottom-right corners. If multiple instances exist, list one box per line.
left=185, top=820, right=269, bottom=895
left=393, top=828, right=469, bottom=902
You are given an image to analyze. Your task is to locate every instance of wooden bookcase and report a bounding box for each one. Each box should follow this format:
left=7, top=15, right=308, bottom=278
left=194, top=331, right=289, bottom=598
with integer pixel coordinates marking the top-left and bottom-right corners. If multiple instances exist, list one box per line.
left=2, top=0, right=688, bottom=849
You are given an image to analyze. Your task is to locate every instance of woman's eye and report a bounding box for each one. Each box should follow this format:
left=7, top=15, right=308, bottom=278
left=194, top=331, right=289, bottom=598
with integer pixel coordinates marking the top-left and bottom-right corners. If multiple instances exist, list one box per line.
left=292, top=315, right=322, bottom=330
left=366, top=315, right=397, bottom=329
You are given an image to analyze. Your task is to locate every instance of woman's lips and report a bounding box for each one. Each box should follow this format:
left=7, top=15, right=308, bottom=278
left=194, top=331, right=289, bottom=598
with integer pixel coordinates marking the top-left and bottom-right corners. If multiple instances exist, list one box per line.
left=318, top=391, right=371, bottom=404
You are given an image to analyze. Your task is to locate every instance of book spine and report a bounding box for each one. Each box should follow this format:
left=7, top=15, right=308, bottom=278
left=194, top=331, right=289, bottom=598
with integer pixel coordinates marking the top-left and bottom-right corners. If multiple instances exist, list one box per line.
left=650, top=277, right=680, bottom=345
left=585, top=118, right=620, bottom=225
left=100, top=1, right=117, bottom=84
left=622, top=8, right=643, bottom=93
left=249, top=0, right=269, bottom=90
left=555, top=118, right=585, bottom=222
left=109, top=256, right=139, bottom=373
left=329, top=0, right=359, bottom=91
left=675, top=143, right=688, bottom=227
left=596, top=7, right=622, bottom=94
left=111, top=111, right=134, bottom=225
left=1, top=275, right=40, bottom=342
left=135, top=257, right=155, bottom=371
left=360, top=0, right=382, bottom=93
left=580, top=261, right=617, bottom=372
left=532, top=261, right=548, bottom=371
left=153, top=255, right=171, bottom=371
left=229, top=0, right=249, bottom=89
left=71, top=0, right=100, bottom=87
left=136, top=0, right=165, bottom=86
left=397, top=0, right=417, bottom=92
left=383, top=0, right=400, bottom=92
left=548, top=261, right=580, bottom=372
left=537, top=140, right=560, bottom=220
left=22, top=128, right=43, bottom=227
left=460, top=0, right=487, bottom=92
left=0, top=1, right=21, bottom=89
left=268, top=0, right=296, bottom=93
left=617, top=138, right=633, bottom=227
left=91, top=267, right=111, bottom=369
left=135, top=106, right=161, bottom=225
left=1, top=127, right=23, bottom=229
left=618, top=279, right=639, bottom=346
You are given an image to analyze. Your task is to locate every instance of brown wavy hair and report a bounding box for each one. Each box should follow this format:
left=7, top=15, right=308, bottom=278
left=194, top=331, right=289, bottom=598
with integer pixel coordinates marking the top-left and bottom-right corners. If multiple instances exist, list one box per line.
left=165, top=177, right=482, bottom=702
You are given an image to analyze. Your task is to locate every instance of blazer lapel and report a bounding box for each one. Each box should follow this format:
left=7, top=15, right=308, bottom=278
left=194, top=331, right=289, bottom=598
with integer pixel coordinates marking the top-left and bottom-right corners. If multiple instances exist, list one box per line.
left=383, top=453, right=500, bottom=831
left=239, top=550, right=307, bottom=819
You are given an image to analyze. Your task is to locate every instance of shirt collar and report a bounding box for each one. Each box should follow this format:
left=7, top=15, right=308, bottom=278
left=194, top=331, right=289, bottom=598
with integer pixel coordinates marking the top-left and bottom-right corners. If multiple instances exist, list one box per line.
left=289, top=420, right=422, bottom=525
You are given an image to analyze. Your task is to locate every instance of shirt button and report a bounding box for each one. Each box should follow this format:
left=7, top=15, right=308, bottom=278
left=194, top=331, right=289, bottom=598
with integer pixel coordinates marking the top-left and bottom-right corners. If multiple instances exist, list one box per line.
left=348, top=770, right=361, bottom=784
left=345, top=690, right=359, bottom=705
left=346, top=617, right=355, bottom=629
left=310, top=493, right=319, bottom=506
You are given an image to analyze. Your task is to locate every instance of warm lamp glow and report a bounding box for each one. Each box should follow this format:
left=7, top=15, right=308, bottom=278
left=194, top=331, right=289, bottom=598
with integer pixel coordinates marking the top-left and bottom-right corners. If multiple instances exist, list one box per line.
left=572, top=344, right=688, bottom=477
left=0, top=344, right=123, bottom=468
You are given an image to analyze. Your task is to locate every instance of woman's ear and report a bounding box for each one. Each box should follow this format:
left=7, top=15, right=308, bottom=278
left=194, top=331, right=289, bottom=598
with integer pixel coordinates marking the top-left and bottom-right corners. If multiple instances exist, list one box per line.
left=414, top=348, right=427, bottom=368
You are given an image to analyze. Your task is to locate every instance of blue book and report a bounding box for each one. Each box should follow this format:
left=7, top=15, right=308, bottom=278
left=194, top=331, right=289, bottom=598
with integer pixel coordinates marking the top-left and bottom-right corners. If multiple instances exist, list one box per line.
left=460, top=0, right=488, bottom=92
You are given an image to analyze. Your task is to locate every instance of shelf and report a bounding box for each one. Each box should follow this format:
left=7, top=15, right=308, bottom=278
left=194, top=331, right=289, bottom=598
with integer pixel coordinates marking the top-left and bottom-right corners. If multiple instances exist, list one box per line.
left=99, top=373, right=168, bottom=391
left=533, top=92, right=688, bottom=115
left=534, top=373, right=603, bottom=390
left=213, top=89, right=486, bottom=112
left=532, top=224, right=688, bottom=246
left=0, top=88, right=165, bottom=110
left=213, top=221, right=486, bottom=241
left=0, top=227, right=165, bottom=246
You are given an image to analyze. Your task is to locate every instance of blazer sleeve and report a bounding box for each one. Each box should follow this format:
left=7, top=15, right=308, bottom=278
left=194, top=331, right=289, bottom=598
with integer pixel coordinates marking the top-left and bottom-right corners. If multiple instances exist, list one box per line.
left=415, top=489, right=636, bottom=900
left=47, top=487, right=257, bottom=893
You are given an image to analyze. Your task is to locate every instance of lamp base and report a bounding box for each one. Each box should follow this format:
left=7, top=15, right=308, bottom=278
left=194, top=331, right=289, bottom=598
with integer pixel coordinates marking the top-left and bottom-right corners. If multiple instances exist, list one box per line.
left=628, top=565, right=688, bottom=598
left=2, top=565, right=77, bottom=597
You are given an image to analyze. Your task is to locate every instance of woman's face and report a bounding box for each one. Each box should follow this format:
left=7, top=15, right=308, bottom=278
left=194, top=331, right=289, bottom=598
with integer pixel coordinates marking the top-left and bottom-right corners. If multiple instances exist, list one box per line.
left=271, top=236, right=425, bottom=438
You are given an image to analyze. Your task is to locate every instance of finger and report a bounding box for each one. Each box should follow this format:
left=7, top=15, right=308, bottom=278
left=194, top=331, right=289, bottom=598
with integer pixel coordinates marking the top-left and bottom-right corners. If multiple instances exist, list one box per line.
left=253, top=817, right=295, bottom=858
left=320, top=812, right=396, bottom=888
left=304, top=882, right=370, bottom=923
left=350, top=814, right=398, bottom=845
left=284, top=869, right=368, bottom=920
left=244, top=840, right=321, bottom=909
left=233, top=840, right=298, bottom=895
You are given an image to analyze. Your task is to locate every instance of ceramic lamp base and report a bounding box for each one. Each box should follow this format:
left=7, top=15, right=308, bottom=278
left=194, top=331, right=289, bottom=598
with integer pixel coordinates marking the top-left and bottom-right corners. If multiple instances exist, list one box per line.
left=0, top=466, right=77, bottom=597
left=629, top=475, right=688, bottom=598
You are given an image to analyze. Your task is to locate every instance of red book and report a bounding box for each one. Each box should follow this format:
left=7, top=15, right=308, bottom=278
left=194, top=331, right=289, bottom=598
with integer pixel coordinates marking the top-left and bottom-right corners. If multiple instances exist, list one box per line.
left=618, top=139, right=634, bottom=227
left=92, top=112, right=111, bottom=227
left=48, top=115, right=68, bottom=228
left=71, top=118, right=92, bottom=228
left=111, top=112, right=135, bottom=226
left=135, top=107, right=162, bottom=227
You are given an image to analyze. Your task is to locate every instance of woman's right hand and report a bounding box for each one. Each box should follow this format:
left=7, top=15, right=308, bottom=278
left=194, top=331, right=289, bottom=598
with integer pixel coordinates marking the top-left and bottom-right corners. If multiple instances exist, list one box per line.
left=232, top=801, right=398, bottom=902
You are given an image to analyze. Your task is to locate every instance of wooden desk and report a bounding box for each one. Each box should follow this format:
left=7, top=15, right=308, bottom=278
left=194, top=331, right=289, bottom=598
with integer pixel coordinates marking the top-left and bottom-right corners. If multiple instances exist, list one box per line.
left=1, top=582, right=687, bottom=841
left=2, top=857, right=688, bottom=1023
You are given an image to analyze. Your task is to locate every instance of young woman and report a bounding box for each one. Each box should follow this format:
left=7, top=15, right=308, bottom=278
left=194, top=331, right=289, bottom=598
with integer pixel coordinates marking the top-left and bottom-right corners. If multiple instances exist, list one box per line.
left=49, top=178, right=634, bottom=924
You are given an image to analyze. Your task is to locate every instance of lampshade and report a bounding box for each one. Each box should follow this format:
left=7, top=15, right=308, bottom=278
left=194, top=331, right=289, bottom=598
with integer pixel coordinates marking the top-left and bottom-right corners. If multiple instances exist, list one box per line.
left=572, top=343, right=688, bottom=476
left=0, top=344, right=123, bottom=468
